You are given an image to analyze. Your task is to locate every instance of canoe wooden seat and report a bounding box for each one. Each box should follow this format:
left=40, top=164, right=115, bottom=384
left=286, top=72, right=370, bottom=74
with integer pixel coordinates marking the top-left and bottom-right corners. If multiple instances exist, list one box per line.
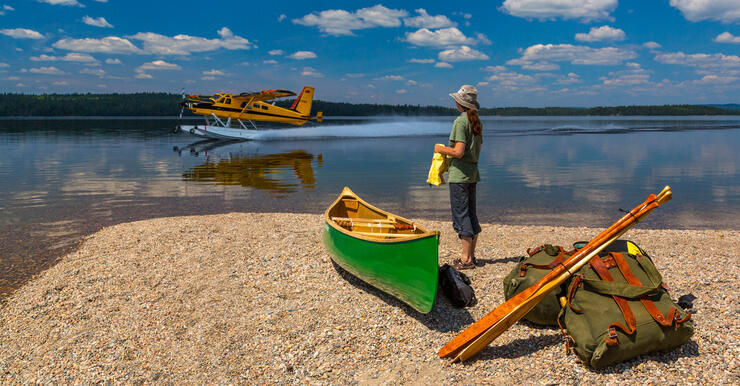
left=331, top=217, right=416, bottom=232
left=332, top=216, right=395, bottom=224
left=353, top=231, right=412, bottom=238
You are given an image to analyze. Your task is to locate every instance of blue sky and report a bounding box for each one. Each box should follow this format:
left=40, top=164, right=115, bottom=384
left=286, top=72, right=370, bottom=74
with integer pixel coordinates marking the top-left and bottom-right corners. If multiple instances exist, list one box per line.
left=1, top=0, right=739, bottom=107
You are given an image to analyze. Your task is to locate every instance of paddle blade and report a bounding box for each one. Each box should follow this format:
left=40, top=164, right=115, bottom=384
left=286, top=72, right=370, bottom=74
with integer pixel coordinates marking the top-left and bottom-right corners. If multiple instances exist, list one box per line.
left=454, top=286, right=549, bottom=362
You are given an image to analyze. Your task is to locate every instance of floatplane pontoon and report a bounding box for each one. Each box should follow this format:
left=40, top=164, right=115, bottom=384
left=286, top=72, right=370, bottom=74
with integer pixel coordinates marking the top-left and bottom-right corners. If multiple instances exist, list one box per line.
left=175, top=86, right=323, bottom=140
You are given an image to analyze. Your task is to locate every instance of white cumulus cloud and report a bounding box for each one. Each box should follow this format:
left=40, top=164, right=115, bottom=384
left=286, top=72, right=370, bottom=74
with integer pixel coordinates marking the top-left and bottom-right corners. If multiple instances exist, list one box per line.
left=556, top=72, right=581, bottom=84
left=575, top=25, right=626, bottom=42
left=31, top=52, right=99, bottom=64
left=438, top=45, right=489, bottom=62
left=105, top=58, right=121, bottom=64
left=655, top=51, right=740, bottom=68
left=203, top=69, right=224, bottom=76
left=522, top=61, right=559, bottom=71
left=136, top=60, right=180, bottom=71
left=377, top=75, right=404, bottom=81
left=301, top=66, right=324, bottom=77
left=500, top=0, right=617, bottom=22
left=405, top=27, right=475, bottom=47
left=643, top=41, right=662, bottom=49
left=28, top=66, right=65, bottom=75
left=408, top=58, right=435, bottom=63
left=53, top=36, right=144, bottom=54
left=476, top=33, right=492, bottom=45
left=669, top=0, right=740, bottom=23
left=435, top=62, right=452, bottom=68
left=268, top=49, right=284, bottom=56
left=508, top=44, right=637, bottom=66
left=80, top=68, right=106, bottom=77
left=715, top=32, right=740, bottom=44
left=83, top=16, right=113, bottom=28
left=403, top=9, right=455, bottom=29
left=129, top=27, right=254, bottom=55
left=693, top=74, right=739, bottom=84
left=293, top=5, right=407, bottom=36
left=599, top=63, right=651, bottom=86
left=288, top=51, right=317, bottom=60
left=484, top=68, right=536, bottom=90
left=40, top=0, right=82, bottom=6
left=1, top=28, right=44, bottom=39
left=134, top=60, right=181, bottom=78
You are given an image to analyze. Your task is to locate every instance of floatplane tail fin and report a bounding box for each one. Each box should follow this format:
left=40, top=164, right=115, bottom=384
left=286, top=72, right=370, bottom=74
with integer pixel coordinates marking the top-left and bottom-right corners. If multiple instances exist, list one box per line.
left=291, top=86, right=315, bottom=116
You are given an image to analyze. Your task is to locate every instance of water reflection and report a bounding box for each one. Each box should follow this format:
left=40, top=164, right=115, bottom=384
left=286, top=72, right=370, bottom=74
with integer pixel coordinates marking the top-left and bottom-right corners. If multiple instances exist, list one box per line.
left=0, top=117, right=737, bottom=302
left=177, top=140, right=322, bottom=193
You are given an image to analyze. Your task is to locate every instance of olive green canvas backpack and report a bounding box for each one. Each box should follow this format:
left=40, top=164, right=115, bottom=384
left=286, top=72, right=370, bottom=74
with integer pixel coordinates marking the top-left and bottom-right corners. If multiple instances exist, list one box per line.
left=502, top=244, right=574, bottom=325
left=558, top=251, right=693, bottom=368
left=503, top=240, right=655, bottom=326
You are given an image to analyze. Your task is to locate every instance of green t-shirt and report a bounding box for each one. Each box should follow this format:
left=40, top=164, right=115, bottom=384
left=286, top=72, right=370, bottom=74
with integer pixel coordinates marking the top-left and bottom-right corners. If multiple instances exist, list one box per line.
left=448, top=113, right=482, bottom=183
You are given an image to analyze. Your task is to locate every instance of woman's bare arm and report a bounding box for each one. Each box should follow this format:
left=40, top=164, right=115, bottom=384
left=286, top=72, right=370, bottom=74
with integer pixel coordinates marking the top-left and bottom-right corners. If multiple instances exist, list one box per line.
left=434, top=142, right=466, bottom=159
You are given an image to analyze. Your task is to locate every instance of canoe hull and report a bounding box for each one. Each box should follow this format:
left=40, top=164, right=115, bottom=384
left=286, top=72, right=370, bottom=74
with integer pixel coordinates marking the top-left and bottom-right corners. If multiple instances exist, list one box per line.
left=323, top=221, right=439, bottom=313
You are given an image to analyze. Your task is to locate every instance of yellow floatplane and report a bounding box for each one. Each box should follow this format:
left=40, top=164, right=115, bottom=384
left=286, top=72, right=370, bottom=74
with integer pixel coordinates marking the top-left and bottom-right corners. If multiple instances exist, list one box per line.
left=176, top=86, right=323, bottom=140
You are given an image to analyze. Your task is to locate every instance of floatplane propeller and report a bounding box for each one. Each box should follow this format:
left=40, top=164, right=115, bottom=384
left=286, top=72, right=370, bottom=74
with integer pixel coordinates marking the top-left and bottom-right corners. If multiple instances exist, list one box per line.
left=179, top=88, right=186, bottom=119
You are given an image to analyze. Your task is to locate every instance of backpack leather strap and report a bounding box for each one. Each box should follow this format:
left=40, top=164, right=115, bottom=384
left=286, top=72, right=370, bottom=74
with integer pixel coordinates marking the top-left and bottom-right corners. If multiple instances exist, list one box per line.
left=612, top=252, right=691, bottom=327
left=567, top=274, right=585, bottom=312
left=526, top=245, right=544, bottom=256
left=589, top=256, right=637, bottom=346
left=520, top=247, right=567, bottom=276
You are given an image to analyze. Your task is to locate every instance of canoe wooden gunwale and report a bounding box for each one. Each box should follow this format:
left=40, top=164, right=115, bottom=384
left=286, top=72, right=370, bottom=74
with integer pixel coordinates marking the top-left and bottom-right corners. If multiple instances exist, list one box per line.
left=323, top=187, right=439, bottom=243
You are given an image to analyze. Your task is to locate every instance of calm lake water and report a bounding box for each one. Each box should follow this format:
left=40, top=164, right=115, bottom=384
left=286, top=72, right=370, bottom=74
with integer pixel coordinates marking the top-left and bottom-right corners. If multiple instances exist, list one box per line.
left=1, top=116, right=739, bottom=295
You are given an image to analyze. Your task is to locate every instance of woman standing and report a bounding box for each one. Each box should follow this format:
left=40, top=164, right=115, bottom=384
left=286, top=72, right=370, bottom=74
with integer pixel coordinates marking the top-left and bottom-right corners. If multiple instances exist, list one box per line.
left=434, top=85, right=483, bottom=270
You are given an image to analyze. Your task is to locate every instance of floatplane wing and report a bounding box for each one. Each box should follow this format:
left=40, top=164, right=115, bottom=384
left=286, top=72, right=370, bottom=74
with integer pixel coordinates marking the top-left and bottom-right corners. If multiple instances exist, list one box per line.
left=236, top=89, right=296, bottom=102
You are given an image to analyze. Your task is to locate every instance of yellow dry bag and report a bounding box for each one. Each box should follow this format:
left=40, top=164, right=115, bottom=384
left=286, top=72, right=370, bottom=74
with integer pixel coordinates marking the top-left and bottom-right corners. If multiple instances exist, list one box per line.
left=427, top=148, right=449, bottom=186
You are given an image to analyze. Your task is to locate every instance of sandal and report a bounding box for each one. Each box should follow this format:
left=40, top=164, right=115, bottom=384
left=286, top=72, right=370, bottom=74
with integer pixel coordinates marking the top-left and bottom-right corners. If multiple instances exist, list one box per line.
left=452, top=258, right=475, bottom=270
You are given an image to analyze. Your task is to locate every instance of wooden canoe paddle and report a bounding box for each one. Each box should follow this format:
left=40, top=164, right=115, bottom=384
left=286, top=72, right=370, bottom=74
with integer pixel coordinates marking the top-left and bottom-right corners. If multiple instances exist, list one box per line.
left=438, top=186, right=673, bottom=362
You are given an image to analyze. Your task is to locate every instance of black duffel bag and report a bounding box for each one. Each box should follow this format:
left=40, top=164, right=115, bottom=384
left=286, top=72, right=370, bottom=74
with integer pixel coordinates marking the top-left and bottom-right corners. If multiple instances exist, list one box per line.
left=439, top=263, right=476, bottom=308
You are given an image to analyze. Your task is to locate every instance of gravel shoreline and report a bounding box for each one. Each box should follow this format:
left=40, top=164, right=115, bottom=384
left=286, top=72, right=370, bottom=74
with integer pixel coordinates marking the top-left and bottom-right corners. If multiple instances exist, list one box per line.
left=1, top=212, right=737, bottom=384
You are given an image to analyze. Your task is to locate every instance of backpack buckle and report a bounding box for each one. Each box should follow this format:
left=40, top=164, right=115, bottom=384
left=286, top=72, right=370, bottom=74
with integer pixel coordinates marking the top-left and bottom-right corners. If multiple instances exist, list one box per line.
left=605, top=327, right=619, bottom=346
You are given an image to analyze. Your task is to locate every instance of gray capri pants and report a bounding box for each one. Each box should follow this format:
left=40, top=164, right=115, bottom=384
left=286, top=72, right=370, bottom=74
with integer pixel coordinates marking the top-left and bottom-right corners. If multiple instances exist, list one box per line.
left=449, top=182, right=482, bottom=238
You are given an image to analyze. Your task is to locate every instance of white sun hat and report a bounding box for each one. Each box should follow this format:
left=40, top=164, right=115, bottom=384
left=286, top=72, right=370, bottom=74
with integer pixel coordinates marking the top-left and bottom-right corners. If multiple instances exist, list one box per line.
left=449, top=84, right=480, bottom=111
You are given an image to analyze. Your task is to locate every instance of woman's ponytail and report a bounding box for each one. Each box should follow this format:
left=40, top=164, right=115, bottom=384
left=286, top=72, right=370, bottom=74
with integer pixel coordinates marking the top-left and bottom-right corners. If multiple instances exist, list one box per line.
left=467, top=109, right=482, bottom=136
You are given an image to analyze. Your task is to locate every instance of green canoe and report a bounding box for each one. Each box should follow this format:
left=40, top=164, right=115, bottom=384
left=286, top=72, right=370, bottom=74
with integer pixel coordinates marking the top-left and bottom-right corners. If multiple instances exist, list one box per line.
left=322, top=187, right=440, bottom=313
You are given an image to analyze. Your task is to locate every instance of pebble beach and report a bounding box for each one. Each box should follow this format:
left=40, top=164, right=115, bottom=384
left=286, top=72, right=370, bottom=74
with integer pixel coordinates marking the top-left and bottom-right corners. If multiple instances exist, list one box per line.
left=0, top=212, right=737, bottom=384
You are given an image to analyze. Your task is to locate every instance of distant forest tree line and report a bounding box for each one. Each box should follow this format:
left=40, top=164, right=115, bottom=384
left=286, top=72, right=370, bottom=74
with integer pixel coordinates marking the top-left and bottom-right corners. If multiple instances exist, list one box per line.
left=0, top=93, right=737, bottom=117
